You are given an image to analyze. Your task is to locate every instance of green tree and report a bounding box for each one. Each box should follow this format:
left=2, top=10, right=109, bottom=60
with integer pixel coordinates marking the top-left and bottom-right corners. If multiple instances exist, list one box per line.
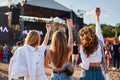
left=84, top=23, right=120, bottom=38
left=116, top=23, right=120, bottom=38
left=101, top=24, right=114, bottom=37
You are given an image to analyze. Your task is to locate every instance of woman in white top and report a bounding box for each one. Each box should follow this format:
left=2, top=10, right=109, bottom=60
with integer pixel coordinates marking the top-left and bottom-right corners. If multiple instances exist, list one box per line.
left=78, top=8, right=109, bottom=80
left=9, top=24, right=51, bottom=80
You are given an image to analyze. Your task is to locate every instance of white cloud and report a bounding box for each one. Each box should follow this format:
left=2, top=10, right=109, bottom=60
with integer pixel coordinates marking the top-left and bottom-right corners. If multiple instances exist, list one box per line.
left=0, top=1, right=7, bottom=6
left=0, top=0, right=21, bottom=6
left=83, top=9, right=96, bottom=23
left=83, top=8, right=112, bottom=24
left=102, top=9, right=112, bottom=18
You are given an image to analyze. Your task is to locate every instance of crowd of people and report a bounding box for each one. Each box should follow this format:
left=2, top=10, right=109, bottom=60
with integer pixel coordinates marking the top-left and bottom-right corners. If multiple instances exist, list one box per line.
left=0, top=8, right=120, bottom=80
left=0, top=41, right=23, bottom=63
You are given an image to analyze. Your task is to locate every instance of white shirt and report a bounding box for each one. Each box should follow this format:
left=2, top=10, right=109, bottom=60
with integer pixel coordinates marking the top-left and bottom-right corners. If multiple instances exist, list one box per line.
left=9, top=44, right=47, bottom=80
left=79, top=21, right=104, bottom=70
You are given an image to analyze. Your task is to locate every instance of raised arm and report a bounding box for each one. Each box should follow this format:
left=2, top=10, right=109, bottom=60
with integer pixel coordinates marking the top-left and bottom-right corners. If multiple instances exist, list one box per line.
left=42, top=24, right=51, bottom=45
left=67, top=19, right=73, bottom=54
left=95, top=8, right=104, bottom=45
left=96, top=8, right=109, bottom=79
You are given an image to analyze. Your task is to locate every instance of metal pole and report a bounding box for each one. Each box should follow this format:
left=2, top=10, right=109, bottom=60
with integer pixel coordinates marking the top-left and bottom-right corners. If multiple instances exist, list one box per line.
left=115, top=26, right=117, bottom=39
left=20, top=3, right=24, bottom=40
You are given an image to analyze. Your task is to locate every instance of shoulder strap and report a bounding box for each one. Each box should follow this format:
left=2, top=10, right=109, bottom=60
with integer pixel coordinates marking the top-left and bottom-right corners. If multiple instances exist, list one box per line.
left=99, top=40, right=108, bottom=74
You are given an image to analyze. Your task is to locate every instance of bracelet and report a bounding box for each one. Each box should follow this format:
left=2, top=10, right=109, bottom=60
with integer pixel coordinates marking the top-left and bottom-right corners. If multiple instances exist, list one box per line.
left=47, top=30, right=51, bottom=33
left=68, top=28, right=72, bottom=31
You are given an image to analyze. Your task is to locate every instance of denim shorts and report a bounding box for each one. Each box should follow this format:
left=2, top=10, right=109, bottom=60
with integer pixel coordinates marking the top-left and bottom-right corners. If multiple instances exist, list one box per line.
left=51, top=72, right=72, bottom=80
left=80, top=67, right=105, bottom=80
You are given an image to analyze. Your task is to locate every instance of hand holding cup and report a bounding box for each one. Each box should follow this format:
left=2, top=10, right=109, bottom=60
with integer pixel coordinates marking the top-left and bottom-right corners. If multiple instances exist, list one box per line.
left=67, top=19, right=73, bottom=28
left=46, top=23, right=51, bottom=32
left=95, top=7, right=100, bottom=17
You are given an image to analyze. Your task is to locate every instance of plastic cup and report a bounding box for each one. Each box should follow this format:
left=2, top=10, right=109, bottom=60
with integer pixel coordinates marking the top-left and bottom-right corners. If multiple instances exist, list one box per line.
left=96, top=7, right=100, bottom=13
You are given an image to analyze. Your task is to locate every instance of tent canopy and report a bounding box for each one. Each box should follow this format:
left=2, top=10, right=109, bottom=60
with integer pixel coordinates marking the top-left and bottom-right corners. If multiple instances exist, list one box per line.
left=23, top=0, right=71, bottom=18
left=104, top=37, right=116, bottom=43
left=26, top=0, right=71, bottom=12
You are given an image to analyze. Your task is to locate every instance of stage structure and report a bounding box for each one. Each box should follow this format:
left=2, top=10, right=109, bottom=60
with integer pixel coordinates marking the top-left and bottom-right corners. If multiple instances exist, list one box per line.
left=0, top=0, right=84, bottom=44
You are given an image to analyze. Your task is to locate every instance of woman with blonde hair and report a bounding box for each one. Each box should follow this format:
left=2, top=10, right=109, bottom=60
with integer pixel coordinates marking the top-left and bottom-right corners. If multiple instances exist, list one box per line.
left=45, top=19, right=73, bottom=80
left=78, top=8, right=109, bottom=80
left=9, top=24, right=51, bottom=80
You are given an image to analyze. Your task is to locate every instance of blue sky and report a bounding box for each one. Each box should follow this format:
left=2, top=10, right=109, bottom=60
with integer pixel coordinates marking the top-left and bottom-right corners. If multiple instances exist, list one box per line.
left=54, top=0, right=120, bottom=26
left=0, top=0, right=120, bottom=26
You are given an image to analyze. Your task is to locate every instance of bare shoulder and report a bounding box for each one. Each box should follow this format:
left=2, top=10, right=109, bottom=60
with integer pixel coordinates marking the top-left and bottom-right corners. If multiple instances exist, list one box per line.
left=46, top=49, right=52, bottom=57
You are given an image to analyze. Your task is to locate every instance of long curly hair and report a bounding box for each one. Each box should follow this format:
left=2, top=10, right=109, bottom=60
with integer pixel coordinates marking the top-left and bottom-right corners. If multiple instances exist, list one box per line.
left=50, top=30, right=70, bottom=68
left=78, top=27, right=98, bottom=57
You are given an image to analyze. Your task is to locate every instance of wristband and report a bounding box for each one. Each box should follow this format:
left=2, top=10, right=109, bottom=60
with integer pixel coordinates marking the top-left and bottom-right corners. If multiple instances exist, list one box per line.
left=47, top=29, right=51, bottom=33
left=68, top=28, right=72, bottom=31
